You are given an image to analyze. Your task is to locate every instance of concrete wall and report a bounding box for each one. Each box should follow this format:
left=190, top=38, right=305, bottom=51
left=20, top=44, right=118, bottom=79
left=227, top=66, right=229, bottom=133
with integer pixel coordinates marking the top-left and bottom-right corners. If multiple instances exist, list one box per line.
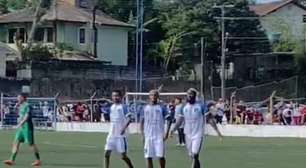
left=97, top=26, right=129, bottom=66
left=13, top=61, right=197, bottom=98
left=260, top=3, right=306, bottom=41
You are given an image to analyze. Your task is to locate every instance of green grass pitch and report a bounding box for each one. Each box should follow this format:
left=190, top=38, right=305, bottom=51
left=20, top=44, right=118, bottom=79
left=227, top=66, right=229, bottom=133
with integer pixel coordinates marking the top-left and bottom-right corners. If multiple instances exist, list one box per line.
left=0, top=130, right=305, bottom=168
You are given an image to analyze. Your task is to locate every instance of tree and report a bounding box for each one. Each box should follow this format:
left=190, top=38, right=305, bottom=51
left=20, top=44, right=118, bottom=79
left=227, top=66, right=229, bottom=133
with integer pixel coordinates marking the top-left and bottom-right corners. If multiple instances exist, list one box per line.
left=156, top=0, right=270, bottom=72
left=7, top=0, right=27, bottom=10
left=0, top=0, right=8, bottom=14
left=14, top=0, right=54, bottom=61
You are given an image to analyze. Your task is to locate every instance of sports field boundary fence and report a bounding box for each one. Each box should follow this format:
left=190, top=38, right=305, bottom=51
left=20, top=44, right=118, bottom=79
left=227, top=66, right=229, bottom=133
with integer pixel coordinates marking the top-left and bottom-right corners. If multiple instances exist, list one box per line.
left=0, top=94, right=57, bottom=130
left=211, top=76, right=298, bottom=101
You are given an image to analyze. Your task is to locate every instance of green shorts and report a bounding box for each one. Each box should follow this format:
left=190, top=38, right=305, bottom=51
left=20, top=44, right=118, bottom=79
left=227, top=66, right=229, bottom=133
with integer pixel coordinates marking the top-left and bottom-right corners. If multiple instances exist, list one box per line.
left=14, top=128, right=34, bottom=145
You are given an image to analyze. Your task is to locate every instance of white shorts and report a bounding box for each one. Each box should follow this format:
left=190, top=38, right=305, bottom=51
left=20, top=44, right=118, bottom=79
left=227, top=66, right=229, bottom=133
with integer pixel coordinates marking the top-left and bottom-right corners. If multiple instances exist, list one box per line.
left=144, top=138, right=165, bottom=158
left=186, top=136, right=203, bottom=156
left=104, top=137, right=128, bottom=153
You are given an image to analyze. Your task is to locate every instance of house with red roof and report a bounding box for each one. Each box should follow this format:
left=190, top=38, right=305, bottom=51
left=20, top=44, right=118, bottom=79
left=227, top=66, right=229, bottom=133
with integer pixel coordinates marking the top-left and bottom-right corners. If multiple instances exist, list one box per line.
left=0, top=0, right=133, bottom=66
left=250, top=0, right=306, bottom=42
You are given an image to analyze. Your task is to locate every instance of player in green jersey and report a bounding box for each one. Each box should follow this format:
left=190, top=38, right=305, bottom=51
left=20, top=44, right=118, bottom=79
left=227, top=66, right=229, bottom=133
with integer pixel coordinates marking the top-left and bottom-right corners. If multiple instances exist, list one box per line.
left=3, top=93, right=41, bottom=166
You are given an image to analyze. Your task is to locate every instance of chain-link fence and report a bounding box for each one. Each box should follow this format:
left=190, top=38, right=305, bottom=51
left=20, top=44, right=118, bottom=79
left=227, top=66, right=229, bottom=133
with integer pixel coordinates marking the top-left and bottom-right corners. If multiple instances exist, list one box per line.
left=212, top=76, right=298, bottom=101
left=0, top=94, right=57, bottom=130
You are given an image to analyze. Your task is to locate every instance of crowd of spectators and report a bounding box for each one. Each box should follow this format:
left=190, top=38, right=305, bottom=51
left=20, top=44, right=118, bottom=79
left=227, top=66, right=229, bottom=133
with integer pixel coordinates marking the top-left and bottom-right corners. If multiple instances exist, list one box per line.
left=207, top=98, right=306, bottom=126
left=1, top=96, right=302, bottom=126
left=56, top=101, right=111, bottom=122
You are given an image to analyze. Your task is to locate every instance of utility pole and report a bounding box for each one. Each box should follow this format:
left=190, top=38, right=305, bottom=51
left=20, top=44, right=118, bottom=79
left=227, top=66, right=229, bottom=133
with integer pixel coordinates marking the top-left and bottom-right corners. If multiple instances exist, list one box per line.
left=213, top=4, right=234, bottom=100
left=92, top=5, right=98, bottom=58
left=139, top=0, right=144, bottom=92
left=200, top=37, right=206, bottom=99
left=135, top=0, right=139, bottom=93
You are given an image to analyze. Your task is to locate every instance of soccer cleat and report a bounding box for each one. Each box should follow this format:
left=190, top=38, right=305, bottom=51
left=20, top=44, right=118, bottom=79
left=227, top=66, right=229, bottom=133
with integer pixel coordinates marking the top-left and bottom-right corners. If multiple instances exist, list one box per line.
left=181, top=143, right=186, bottom=147
left=31, top=160, right=41, bottom=166
left=3, top=160, right=14, bottom=166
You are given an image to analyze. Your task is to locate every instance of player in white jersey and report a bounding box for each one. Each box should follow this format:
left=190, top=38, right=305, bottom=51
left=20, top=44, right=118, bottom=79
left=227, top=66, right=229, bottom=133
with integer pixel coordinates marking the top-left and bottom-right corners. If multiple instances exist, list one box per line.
left=171, top=88, right=223, bottom=168
left=104, top=90, right=134, bottom=168
left=140, top=90, right=172, bottom=168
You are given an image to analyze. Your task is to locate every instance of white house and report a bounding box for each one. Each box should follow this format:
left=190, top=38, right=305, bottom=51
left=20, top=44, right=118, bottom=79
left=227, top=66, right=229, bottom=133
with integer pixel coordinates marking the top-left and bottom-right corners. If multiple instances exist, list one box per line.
left=250, top=0, right=306, bottom=42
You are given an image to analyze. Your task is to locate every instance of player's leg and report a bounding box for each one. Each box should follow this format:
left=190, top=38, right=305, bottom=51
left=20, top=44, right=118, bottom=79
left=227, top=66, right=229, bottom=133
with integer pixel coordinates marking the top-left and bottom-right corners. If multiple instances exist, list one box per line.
left=30, top=144, right=41, bottom=166
left=121, top=153, right=134, bottom=168
left=3, top=142, right=21, bottom=165
left=146, top=158, right=153, bottom=168
left=191, top=138, right=203, bottom=168
left=3, top=130, right=24, bottom=165
left=118, top=137, right=134, bottom=168
left=191, top=154, right=200, bottom=168
left=155, top=138, right=166, bottom=168
left=104, top=137, right=114, bottom=168
left=144, top=138, right=154, bottom=168
left=26, top=130, right=41, bottom=166
left=104, top=150, right=112, bottom=168
left=178, top=128, right=185, bottom=145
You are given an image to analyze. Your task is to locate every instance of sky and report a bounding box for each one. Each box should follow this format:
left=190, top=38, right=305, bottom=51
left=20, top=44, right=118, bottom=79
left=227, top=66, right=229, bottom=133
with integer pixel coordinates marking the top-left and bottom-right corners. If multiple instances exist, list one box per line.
left=256, top=0, right=281, bottom=4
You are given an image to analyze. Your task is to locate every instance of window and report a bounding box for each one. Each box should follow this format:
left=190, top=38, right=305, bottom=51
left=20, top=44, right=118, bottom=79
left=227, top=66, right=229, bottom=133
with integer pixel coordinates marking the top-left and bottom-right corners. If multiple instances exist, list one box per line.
left=34, top=28, right=45, bottom=42
left=79, top=0, right=89, bottom=8
left=79, top=28, right=86, bottom=44
left=8, top=28, right=17, bottom=43
left=18, top=28, right=26, bottom=43
left=8, top=28, right=27, bottom=43
left=46, top=28, right=54, bottom=42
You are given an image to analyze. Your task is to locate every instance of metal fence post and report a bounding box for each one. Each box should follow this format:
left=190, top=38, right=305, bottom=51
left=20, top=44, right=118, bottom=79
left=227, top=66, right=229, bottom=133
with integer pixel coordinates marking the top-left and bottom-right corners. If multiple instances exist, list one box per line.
left=90, top=92, right=96, bottom=122
left=0, top=93, right=3, bottom=127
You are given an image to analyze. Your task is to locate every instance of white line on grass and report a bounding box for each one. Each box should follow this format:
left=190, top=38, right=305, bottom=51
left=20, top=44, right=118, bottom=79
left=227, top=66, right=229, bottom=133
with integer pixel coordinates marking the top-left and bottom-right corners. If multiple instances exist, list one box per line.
left=42, top=141, right=99, bottom=149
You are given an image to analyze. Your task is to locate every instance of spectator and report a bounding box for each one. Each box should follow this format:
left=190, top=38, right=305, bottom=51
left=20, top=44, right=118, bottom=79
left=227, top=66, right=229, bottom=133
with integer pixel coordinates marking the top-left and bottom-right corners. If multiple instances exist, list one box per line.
left=63, top=105, right=72, bottom=122
left=245, top=107, right=255, bottom=124
left=253, top=110, right=264, bottom=125
left=93, top=102, right=101, bottom=122
left=174, top=97, right=185, bottom=146
left=235, top=101, right=246, bottom=124
left=75, top=102, right=85, bottom=122
left=282, top=105, right=292, bottom=125
left=301, top=105, right=306, bottom=125
left=42, top=101, right=50, bottom=120
left=101, top=102, right=110, bottom=122
left=83, top=104, right=90, bottom=121
left=293, top=103, right=301, bottom=125
left=224, top=100, right=231, bottom=123
left=215, top=98, right=225, bottom=124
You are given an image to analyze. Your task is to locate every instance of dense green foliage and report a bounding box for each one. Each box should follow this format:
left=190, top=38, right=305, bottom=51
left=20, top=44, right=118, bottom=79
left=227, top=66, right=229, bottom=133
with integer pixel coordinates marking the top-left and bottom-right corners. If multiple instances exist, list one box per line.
left=0, top=0, right=272, bottom=72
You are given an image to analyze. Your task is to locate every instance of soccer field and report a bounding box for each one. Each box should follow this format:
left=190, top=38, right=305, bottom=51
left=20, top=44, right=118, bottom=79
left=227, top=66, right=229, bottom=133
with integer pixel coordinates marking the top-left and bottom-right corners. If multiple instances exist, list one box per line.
left=0, top=130, right=305, bottom=168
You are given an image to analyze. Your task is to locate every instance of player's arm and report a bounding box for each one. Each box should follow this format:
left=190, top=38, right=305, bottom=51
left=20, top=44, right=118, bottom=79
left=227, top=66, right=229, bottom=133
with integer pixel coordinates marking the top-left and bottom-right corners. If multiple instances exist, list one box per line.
left=16, top=105, right=30, bottom=129
left=120, top=105, right=133, bottom=135
left=164, top=106, right=173, bottom=141
left=204, top=102, right=223, bottom=141
left=139, top=107, right=145, bottom=143
left=170, top=116, right=184, bottom=135
left=207, top=114, right=223, bottom=140
left=16, top=113, right=29, bottom=129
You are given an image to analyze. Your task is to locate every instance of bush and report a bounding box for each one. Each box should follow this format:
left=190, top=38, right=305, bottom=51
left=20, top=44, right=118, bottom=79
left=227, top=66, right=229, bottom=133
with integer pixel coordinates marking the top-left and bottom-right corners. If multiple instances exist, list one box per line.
left=22, top=44, right=54, bottom=61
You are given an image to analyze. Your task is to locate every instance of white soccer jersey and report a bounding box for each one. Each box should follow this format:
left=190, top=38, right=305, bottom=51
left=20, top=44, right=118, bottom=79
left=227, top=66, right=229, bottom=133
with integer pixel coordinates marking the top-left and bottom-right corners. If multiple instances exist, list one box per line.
left=142, top=104, right=169, bottom=139
left=107, top=104, right=131, bottom=138
left=181, top=102, right=207, bottom=139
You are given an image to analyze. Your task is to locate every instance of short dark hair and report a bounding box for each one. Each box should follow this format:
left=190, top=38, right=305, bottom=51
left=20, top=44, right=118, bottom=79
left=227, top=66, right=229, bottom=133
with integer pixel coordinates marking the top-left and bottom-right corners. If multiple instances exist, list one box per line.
left=19, top=92, right=28, bottom=98
left=175, top=97, right=182, bottom=103
left=112, top=90, right=122, bottom=97
left=187, top=88, right=197, bottom=96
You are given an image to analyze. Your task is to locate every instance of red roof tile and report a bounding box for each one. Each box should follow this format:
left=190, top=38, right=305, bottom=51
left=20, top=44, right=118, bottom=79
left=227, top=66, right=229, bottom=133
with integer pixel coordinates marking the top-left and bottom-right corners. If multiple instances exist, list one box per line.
left=250, top=0, right=306, bottom=16
left=0, top=0, right=133, bottom=28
